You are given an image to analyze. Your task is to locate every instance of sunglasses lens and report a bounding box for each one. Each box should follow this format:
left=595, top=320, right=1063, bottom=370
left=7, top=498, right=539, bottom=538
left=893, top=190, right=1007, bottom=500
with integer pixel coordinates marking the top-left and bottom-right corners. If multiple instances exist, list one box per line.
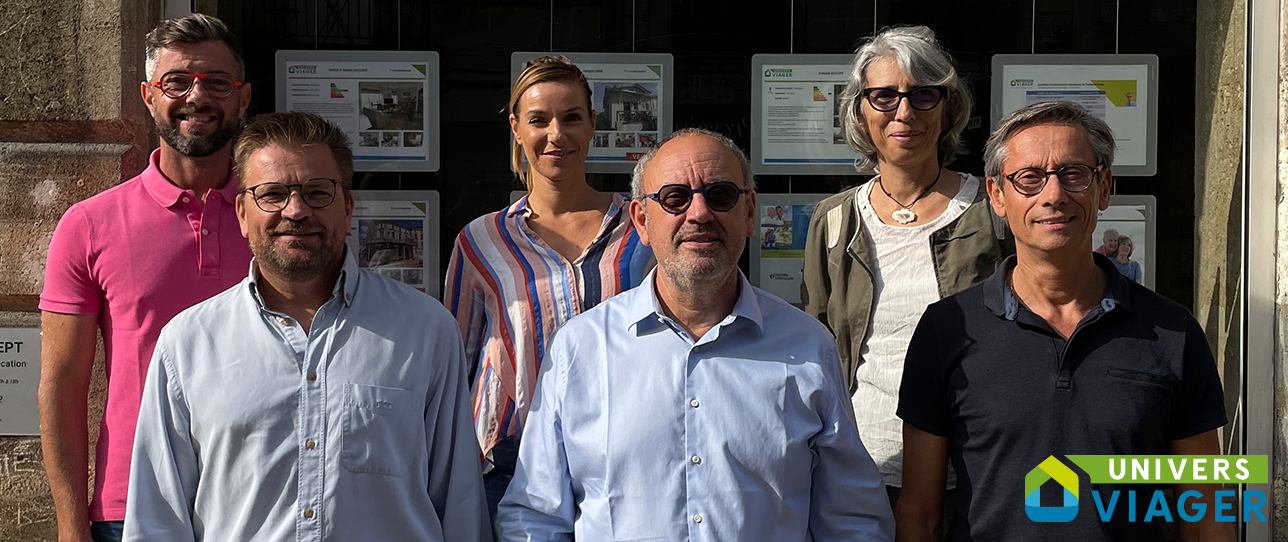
left=657, top=185, right=693, bottom=213
left=867, top=89, right=900, bottom=111
left=908, top=88, right=943, bottom=110
left=705, top=183, right=741, bottom=211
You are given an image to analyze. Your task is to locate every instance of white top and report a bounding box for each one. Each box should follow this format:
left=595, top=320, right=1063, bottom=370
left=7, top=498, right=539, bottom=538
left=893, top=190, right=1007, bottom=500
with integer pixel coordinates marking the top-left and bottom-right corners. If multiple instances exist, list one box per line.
left=851, top=172, right=977, bottom=488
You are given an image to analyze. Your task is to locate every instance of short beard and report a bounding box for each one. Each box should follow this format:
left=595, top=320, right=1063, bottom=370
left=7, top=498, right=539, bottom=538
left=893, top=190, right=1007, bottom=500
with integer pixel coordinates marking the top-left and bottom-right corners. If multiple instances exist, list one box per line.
left=155, top=111, right=242, bottom=158
left=651, top=217, right=739, bottom=292
left=251, top=231, right=345, bottom=284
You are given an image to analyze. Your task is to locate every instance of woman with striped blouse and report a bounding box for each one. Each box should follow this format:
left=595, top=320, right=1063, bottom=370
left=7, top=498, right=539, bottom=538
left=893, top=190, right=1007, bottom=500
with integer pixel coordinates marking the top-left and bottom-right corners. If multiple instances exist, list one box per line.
left=444, top=56, right=654, bottom=521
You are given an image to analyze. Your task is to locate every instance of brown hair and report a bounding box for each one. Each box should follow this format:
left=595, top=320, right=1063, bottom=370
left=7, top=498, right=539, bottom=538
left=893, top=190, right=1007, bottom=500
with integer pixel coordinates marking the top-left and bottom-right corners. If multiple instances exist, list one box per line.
left=145, top=13, right=245, bottom=81
left=234, top=112, right=354, bottom=191
left=508, top=56, right=593, bottom=188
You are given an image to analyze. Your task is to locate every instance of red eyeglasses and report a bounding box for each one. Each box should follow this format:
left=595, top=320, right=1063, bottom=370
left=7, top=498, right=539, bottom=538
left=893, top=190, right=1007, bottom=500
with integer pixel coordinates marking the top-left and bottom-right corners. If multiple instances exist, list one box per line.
left=150, top=72, right=243, bottom=99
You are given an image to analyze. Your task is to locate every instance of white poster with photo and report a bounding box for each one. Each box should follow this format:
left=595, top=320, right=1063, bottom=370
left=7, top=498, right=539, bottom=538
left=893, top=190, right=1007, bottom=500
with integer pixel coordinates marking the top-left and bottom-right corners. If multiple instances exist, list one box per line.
left=751, top=55, right=859, bottom=175
left=750, top=194, right=829, bottom=307
left=348, top=191, right=441, bottom=299
left=512, top=52, right=673, bottom=174
left=992, top=55, right=1158, bottom=176
left=277, top=51, right=440, bottom=172
left=1092, top=195, right=1156, bottom=290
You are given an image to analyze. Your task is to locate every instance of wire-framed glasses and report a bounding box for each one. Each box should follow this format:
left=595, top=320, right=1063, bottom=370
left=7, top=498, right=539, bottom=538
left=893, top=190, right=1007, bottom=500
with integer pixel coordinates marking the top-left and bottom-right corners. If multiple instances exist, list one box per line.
left=150, top=72, right=243, bottom=99
left=243, top=179, right=341, bottom=212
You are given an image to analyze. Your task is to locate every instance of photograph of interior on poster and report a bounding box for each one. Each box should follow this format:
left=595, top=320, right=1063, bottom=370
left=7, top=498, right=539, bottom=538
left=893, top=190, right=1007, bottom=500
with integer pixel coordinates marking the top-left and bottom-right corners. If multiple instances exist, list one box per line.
left=992, top=54, right=1158, bottom=176
left=751, top=55, right=859, bottom=175
left=750, top=195, right=828, bottom=307
left=511, top=52, right=673, bottom=174
left=276, top=50, right=441, bottom=172
left=347, top=191, right=442, bottom=299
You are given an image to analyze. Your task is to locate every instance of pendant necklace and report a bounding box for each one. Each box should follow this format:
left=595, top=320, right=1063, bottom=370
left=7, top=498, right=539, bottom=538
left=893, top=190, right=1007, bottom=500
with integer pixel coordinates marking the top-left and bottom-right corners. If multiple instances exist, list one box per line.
left=878, top=169, right=942, bottom=225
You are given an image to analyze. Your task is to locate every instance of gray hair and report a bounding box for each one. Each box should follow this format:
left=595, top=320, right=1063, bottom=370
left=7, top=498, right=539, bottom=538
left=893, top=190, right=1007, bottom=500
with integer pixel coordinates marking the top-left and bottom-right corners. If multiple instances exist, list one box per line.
left=145, top=13, right=245, bottom=81
left=982, top=101, right=1116, bottom=179
left=630, top=128, right=755, bottom=199
left=839, top=25, right=973, bottom=172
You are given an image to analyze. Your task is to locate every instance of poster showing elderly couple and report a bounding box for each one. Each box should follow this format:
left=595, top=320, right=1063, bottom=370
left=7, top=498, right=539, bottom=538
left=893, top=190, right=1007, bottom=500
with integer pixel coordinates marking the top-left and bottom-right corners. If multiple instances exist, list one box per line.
left=1092, top=195, right=1157, bottom=290
left=347, top=191, right=441, bottom=299
left=512, top=52, right=674, bottom=174
left=751, top=195, right=829, bottom=307
left=277, top=50, right=441, bottom=172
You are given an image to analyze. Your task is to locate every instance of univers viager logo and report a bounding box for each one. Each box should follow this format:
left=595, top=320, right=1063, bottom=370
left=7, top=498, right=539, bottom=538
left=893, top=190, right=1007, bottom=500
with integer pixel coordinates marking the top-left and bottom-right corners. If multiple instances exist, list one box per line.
left=1023, top=455, right=1269, bottom=524
left=1025, top=456, right=1080, bottom=522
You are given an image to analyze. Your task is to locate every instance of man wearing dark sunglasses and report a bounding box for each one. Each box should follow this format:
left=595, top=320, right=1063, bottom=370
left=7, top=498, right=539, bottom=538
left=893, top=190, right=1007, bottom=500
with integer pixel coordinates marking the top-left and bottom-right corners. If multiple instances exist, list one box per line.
left=39, top=14, right=253, bottom=542
left=498, top=129, right=893, bottom=540
left=896, top=101, right=1231, bottom=542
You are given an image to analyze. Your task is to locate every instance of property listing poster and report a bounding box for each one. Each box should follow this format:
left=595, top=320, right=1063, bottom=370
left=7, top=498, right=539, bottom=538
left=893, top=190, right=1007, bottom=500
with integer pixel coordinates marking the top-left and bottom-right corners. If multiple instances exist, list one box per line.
left=1093, top=202, right=1154, bottom=290
left=281, top=57, right=435, bottom=170
left=998, top=64, right=1150, bottom=167
left=582, top=63, right=666, bottom=163
left=759, top=64, right=855, bottom=167
left=347, top=192, right=441, bottom=299
left=757, top=202, right=817, bottom=306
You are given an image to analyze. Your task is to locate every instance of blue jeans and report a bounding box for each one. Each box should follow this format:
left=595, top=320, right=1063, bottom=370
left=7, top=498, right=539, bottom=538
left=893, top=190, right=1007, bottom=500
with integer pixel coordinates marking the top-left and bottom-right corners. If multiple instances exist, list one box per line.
left=91, top=521, right=124, bottom=542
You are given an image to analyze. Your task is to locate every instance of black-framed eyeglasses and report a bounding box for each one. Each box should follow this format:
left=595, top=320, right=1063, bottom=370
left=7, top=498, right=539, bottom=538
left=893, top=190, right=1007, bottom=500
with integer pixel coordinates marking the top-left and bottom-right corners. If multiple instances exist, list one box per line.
left=243, top=179, right=341, bottom=212
left=150, top=72, right=243, bottom=99
left=1001, top=164, right=1105, bottom=196
left=860, top=86, right=947, bottom=113
left=643, top=181, right=748, bottom=214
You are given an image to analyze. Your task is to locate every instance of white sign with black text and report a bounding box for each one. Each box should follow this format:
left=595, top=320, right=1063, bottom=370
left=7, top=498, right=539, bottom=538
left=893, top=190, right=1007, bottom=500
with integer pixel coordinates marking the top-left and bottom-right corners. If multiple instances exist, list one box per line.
left=0, top=328, right=40, bottom=435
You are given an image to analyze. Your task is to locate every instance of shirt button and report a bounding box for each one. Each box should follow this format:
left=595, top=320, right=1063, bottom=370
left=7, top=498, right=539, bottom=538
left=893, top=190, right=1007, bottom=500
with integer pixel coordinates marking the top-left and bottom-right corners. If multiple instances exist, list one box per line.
left=282, top=318, right=294, bottom=327
left=305, top=439, right=316, bottom=450
left=307, top=371, right=317, bottom=381
left=201, top=228, right=209, bottom=235
left=693, top=514, right=702, bottom=523
left=303, top=508, right=314, bottom=519
left=182, top=196, right=190, bottom=204
left=691, top=455, right=701, bottom=464
left=690, top=399, right=699, bottom=408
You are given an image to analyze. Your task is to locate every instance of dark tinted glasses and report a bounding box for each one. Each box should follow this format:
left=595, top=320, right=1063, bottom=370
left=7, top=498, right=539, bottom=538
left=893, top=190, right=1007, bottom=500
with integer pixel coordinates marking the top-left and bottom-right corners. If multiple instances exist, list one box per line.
left=150, top=72, right=243, bottom=99
left=860, top=86, right=947, bottom=112
left=244, top=179, right=341, bottom=212
left=644, top=181, right=747, bottom=214
left=1001, top=164, right=1104, bottom=196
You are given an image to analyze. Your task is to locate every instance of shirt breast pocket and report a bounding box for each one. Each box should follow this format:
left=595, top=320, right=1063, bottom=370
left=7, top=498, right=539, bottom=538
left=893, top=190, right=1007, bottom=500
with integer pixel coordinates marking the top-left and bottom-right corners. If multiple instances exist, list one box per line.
left=343, top=383, right=418, bottom=476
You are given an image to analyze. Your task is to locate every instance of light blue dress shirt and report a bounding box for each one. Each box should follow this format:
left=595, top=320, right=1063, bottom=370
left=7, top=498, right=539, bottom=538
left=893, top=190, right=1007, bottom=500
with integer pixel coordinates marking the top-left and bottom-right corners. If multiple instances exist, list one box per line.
left=124, top=252, right=491, bottom=542
left=497, top=270, right=894, bottom=541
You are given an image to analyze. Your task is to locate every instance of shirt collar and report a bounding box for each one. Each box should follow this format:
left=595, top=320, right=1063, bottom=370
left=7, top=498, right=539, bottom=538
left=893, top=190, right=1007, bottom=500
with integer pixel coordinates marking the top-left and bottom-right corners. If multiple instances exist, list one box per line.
left=506, top=192, right=629, bottom=219
left=246, top=248, right=361, bottom=310
left=626, top=268, right=765, bottom=336
left=984, top=253, right=1131, bottom=320
left=142, top=148, right=240, bottom=208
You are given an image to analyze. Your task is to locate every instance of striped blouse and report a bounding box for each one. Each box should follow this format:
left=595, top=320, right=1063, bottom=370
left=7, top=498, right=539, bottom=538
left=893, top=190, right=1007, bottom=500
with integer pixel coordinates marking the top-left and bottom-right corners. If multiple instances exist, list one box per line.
left=444, top=193, right=654, bottom=462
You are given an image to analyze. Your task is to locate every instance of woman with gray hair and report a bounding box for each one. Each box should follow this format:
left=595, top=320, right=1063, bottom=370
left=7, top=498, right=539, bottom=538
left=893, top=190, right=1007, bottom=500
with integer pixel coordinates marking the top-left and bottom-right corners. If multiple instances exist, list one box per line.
left=801, top=25, right=1009, bottom=509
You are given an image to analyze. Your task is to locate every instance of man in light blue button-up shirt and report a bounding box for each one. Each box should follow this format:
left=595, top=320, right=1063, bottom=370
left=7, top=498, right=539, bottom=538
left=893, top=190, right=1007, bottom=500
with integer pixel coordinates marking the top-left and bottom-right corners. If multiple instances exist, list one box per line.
left=124, top=113, right=490, bottom=542
left=497, top=129, right=893, bottom=541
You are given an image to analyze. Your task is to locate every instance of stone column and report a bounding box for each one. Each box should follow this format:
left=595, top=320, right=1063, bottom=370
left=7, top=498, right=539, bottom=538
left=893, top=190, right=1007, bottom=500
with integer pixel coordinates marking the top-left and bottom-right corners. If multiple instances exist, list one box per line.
left=1194, top=0, right=1246, bottom=456
left=0, top=0, right=161, bottom=539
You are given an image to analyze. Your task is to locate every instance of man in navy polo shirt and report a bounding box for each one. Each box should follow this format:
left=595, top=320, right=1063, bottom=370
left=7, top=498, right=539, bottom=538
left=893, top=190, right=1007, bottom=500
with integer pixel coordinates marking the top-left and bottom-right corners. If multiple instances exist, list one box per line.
left=894, top=101, right=1232, bottom=542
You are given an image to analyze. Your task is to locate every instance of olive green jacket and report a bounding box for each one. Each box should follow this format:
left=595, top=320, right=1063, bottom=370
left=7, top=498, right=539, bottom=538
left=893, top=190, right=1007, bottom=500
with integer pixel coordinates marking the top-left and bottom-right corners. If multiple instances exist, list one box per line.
left=801, top=177, right=1013, bottom=393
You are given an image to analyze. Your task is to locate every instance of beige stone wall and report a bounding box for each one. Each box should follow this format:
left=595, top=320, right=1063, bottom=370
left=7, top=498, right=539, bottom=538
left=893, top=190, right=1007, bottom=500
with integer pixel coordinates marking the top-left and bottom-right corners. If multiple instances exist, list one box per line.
left=1194, top=0, right=1247, bottom=459
left=0, top=0, right=160, bottom=539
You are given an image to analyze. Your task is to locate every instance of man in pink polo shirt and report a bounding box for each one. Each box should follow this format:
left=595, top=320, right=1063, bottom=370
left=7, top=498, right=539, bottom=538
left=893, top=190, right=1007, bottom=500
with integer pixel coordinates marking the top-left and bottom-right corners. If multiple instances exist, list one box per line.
left=38, top=14, right=252, bottom=542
